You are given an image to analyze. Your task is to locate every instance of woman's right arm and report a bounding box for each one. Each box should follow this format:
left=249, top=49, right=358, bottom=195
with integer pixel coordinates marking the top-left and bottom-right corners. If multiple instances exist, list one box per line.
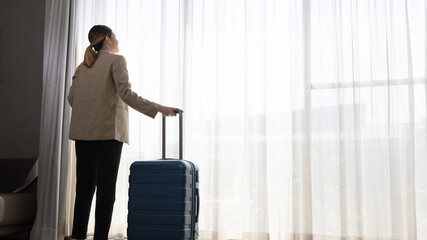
left=111, top=56, right=160, bottom=118
left=112, top=56, right=183, bottom=117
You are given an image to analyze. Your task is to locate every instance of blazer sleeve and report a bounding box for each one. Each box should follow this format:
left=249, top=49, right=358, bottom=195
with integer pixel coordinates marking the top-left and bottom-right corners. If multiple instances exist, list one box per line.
left=67, top=65, right=80, bottom=107
left=111, top=56, right=160, bottom=118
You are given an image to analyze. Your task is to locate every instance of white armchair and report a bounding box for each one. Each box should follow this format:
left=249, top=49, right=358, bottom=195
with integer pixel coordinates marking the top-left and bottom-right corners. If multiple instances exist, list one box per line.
left=0, top=158, right=37, bottom=239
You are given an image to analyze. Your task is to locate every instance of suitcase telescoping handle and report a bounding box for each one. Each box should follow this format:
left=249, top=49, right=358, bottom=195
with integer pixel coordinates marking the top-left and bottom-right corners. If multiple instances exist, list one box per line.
left=162, top=110, right=183, bottom=159
left=163, top=111, right=201, bottom=231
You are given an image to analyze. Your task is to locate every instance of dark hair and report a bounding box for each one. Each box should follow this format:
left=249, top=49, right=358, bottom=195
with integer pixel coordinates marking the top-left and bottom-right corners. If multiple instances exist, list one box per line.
left=83, top=25, right=113, bottom=67
left=88, top=25, right=112, bottom=51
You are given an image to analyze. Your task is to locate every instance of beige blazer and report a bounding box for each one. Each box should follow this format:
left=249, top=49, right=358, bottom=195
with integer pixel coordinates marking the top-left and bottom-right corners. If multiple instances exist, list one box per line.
left=68, top=50, right=160, bottom=144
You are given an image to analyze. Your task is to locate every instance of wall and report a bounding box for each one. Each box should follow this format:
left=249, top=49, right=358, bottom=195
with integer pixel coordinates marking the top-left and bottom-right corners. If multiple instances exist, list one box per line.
left=0, top=0, right=45, bottom=158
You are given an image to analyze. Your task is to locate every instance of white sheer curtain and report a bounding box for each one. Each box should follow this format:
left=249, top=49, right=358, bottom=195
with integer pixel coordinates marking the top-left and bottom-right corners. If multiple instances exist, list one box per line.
left=71, top=0, right=427, bottom=239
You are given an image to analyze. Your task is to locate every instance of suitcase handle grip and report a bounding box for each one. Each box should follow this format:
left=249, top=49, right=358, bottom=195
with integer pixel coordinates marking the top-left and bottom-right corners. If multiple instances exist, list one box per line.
left=195, top=188, right=200, bottom=223
left=162, top=112, right=183, bottom=159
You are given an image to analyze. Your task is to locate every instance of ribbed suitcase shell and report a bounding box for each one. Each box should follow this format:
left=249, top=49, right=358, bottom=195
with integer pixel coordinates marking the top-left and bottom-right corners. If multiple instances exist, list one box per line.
left=128, top=113, right=199, bottom=240
left=128, top=160, right=199, bottom=239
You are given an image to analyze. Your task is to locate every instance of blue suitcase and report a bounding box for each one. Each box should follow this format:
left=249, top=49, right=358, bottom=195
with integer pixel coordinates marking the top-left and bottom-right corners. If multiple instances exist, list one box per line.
left=128, top=113, right=200, bottom=239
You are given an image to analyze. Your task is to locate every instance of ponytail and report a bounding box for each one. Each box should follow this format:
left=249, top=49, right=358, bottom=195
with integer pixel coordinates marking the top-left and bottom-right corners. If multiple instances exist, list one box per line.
left=83, top=45, right=98, bottom=67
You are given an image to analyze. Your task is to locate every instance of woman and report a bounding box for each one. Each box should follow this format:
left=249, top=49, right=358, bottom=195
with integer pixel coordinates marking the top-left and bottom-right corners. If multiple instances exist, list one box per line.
left=67, top=25, right=182, bottom=240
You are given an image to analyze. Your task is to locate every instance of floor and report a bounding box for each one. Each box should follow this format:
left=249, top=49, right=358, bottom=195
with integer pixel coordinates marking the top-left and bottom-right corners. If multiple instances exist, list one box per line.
left=65, top=237, right=126, bottom=240
left=0, top=232, right=29, bottom=240
left=0, top=235, right=126, bottom=240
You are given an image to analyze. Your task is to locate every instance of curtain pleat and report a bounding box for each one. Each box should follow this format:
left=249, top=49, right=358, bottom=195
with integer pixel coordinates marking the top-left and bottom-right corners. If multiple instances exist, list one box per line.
left=30, top=0, right=77, bottom=239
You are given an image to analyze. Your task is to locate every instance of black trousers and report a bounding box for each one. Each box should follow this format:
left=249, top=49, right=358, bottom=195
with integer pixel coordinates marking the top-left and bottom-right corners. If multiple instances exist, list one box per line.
left=71, top=140, right=123, bottom=240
